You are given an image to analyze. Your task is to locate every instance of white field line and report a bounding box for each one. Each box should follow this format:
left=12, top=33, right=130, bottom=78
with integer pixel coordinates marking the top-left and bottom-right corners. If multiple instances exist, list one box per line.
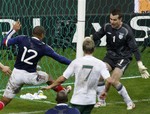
left=121, top=75, right=141, bottom=79
left=0, top=75, right=142, bottom=92
left=7, top=98, right=150, bottom=114
left=8, top=110, right=46, bottom=114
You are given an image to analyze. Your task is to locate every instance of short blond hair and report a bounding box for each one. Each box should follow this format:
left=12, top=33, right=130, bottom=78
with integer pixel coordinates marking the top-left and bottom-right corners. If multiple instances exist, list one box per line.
left=82, top=37, right=95, bottom=54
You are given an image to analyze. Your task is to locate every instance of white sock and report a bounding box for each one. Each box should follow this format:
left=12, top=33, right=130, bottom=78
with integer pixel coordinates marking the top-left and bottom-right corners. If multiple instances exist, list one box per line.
left=117, top=84, right=132, bottom=105
left=97, top=82, right=105, bottom=102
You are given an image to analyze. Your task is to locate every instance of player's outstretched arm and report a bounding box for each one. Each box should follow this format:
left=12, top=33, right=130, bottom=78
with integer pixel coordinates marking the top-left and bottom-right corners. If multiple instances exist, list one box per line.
left=41, top=76, right=66, bottom=90
left=3, top=20, right=21, bottom=46
left=137, top=61, right=150, bottom=79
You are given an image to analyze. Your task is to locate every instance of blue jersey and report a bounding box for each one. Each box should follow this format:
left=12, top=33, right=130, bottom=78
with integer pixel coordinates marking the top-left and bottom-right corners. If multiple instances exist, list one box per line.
left=45, top=105, right=80, bottom=114
left=3, top=30, right=71, bottom=72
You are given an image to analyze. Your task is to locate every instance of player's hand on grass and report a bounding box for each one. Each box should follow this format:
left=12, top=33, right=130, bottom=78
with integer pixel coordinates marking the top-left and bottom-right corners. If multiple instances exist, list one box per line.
left=1, top=66, right=11, bottom=75
left=13, top=20, right=21, bottom=32
left=138, top=61, right=149, bottom=79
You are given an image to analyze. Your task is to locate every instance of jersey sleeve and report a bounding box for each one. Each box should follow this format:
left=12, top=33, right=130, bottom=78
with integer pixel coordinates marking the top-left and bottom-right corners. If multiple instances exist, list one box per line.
left=44, top=45, right=72, bottom=65
left=126, top=26, right=141, bottom=61
left=100, top=62, right=110, bottom=80
left=63, top=61, right=75, bottom=79
left=3, top=29, right=22, bottom=46
left=93, top=24, right=106, bottom=46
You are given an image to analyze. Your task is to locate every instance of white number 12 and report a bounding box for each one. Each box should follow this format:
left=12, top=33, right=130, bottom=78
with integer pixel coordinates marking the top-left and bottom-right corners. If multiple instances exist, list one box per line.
left=21, top=46, right=38, bottom=65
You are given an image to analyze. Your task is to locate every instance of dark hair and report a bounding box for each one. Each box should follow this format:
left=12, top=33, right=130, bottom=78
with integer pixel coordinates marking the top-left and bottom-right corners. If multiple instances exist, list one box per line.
left=110, top=8, right=122, bottom=19
left=56, top=90, right=68, bottom=103
left=32, top=26, right=45, bottom=36
left=83, top=37, right=95, bottom=54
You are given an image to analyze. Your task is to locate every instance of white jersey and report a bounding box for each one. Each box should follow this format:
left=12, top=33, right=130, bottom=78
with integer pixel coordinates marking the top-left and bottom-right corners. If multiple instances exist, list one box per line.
left=63, top=55, right=110, bottom=105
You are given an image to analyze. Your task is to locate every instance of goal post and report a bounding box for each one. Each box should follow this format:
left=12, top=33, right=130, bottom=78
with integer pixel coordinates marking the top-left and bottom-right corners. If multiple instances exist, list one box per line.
left=76, top=0, right=86, bottom=58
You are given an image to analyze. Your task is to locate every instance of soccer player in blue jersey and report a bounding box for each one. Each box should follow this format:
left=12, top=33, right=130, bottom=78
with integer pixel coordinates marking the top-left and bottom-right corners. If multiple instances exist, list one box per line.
left=45, top=90, right=80, bottom=114
left=0, top=21, right=72, bottom=110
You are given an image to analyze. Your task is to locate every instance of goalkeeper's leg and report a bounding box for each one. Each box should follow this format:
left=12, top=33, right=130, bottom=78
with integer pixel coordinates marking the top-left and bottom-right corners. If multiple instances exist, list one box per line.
left=114, top=83, right=135, bottom=110
left=112, top=68, right=135, bottom=110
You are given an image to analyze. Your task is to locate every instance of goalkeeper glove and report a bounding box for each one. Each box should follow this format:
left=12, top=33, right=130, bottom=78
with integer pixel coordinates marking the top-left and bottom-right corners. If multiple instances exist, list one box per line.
left=138, top=61, right=150, bottom=79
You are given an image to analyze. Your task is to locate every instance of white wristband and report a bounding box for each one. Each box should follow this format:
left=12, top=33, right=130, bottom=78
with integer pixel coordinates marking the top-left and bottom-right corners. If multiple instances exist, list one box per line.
left=5, top=29, right=16, bottom=46
left=137, top=61, right=143, bottom=67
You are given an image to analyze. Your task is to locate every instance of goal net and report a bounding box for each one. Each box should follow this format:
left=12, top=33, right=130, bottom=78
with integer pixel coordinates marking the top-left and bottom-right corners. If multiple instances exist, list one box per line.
left=0, top=0, right=149, bottom=94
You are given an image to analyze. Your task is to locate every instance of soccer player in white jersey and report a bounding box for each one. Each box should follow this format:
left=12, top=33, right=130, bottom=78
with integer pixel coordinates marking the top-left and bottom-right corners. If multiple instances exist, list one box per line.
left=42, top=37, right=113, bottom=114
left=0, top=21, right=72, bottom=110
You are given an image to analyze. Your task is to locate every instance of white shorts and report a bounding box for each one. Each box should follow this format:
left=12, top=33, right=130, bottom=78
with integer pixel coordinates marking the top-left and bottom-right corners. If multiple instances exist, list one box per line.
left=3, top=68, right=49, bottom=99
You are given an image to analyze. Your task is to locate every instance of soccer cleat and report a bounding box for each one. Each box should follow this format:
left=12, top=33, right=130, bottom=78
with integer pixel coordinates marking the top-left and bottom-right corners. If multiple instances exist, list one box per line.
left=127, top=102, right=135, bottom=110
left=0, top=101, right=5, bottom=110
left=94, top=101, right=106, bottom=108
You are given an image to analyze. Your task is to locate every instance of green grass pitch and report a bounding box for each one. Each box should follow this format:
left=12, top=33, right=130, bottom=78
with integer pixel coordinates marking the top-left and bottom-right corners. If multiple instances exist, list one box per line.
left=0, top=47, right=150, bottom=114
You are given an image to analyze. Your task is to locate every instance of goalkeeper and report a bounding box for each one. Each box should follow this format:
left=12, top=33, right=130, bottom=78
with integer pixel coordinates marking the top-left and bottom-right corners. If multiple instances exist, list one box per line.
left=93, top=8, right=149, bottom=110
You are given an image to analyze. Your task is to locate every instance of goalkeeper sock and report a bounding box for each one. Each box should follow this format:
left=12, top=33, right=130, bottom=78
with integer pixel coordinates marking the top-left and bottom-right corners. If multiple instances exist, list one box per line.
left=52, top=85, right=64, bottom=92
left=0, top=101, right=5, bottom=110
left=115, top=83, right=132, bottom=105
